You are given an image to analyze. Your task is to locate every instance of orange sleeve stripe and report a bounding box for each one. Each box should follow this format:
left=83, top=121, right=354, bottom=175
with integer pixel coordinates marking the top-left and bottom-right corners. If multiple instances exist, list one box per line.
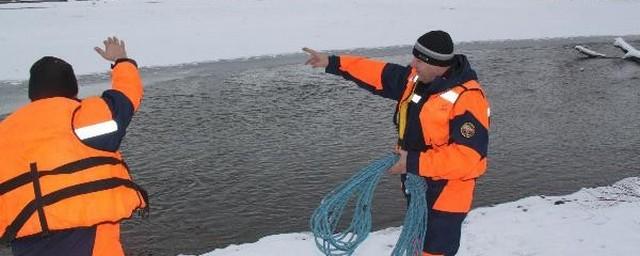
left=112, top=62, right=143, bottom=111
left=338, top=55, right=386, bottom=91
left=419, top=144, right=485, bottom=180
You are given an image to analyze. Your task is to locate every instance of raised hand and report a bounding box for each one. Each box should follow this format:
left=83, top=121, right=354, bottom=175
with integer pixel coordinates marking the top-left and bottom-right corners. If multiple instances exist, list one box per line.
left=95, top=36, right=127, bottom=62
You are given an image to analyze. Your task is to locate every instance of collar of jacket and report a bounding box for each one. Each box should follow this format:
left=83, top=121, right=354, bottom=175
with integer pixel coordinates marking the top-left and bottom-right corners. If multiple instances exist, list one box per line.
left=418, top=54, right=478, bottom=95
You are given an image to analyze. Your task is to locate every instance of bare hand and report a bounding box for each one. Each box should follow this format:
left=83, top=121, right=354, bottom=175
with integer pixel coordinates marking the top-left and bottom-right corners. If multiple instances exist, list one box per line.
left=388, top=149, right=407, bottom=175
left=94, top=36, right=127, bottom=62
left=302, top=47, right=329, bottom=68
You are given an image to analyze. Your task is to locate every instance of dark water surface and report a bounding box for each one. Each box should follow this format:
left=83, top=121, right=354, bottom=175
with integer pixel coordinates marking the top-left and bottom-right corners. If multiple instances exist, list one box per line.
left=1, top=36, right=639, bottom=255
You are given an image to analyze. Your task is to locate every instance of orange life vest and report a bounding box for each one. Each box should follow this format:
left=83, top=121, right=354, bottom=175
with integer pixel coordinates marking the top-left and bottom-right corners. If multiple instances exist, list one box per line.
left=0, top=97, right=148, bottom=243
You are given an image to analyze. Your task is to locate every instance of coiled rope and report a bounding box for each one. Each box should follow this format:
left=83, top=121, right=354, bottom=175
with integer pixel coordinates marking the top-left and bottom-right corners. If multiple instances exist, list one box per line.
left=391, top=172, right=428, bottom=256
left=310, top=154, right=428, bottom=256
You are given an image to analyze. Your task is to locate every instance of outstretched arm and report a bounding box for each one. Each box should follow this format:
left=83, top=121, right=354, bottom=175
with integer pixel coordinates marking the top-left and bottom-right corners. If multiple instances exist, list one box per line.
left=73, top=37, right=143, bottom=151
left=303, top=47, right=412, bottom=101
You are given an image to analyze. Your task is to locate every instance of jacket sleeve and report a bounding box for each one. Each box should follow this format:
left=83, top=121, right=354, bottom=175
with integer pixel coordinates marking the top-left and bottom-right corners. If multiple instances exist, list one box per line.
left=72, top=59, right=143, bottom=152
left=325, top=55, right=412, bottom=101
left=407, top=90, right=490, bottom=180
left=110, top=59, right=143, bottom=111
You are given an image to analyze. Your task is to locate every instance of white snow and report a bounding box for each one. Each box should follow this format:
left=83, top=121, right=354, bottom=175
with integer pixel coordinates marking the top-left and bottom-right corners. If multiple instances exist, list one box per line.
left=2, top=1, right=639, bottom=255
left=193, top=177, right=640, bottom=256
left=1, top=0, right=640, bottom=81
left=575, top=45, right=608, bottom=58
left=614, top=37, right=640, bottom=59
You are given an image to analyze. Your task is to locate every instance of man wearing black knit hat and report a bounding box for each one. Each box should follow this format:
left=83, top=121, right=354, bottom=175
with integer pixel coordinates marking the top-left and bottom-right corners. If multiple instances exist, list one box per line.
left=304, top=30, right=490, bottom=256
left=0, top=37, right=148, bottom=256
left=28, top=56, right=79, bottom=101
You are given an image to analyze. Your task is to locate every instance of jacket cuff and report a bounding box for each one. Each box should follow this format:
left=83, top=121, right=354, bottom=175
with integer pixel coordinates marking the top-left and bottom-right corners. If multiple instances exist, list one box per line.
left=111, top=58, right=138, bottom=69
left=325, top=55, right=340, bottom=75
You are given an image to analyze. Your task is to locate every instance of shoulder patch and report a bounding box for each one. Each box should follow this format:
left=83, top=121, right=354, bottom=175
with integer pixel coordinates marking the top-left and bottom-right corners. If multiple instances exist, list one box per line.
left=460, top=121, right=476, bottom=139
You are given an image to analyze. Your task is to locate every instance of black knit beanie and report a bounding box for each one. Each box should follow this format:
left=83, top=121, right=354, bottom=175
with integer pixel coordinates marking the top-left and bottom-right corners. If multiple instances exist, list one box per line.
left=412, top=30, right=454, bottom=67
left=29, top=56, right=78, bottom=101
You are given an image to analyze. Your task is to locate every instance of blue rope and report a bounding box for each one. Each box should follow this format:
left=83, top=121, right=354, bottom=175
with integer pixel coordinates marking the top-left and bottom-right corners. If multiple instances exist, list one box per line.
left=391, top=173, right=428, bottom=256
left=310, top=154, right=428, bottom=256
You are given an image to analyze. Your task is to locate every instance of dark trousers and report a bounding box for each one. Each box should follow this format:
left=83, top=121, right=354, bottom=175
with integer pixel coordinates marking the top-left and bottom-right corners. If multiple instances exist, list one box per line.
left=11, top=227, right=96, bottom=256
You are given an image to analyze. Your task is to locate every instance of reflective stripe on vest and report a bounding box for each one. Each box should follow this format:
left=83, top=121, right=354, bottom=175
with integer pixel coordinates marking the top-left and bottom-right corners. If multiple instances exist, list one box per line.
left=439, top=90, right=460, bottom=104
left=74, top=120, right=118, bottom=140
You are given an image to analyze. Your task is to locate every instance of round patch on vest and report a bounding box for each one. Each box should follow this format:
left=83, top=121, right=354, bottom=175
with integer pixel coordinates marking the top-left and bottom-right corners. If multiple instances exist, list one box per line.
left=460, top=122, right=476, bottom=139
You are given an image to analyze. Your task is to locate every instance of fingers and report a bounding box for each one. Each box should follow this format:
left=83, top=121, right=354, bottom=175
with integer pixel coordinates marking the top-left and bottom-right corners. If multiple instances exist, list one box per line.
left=302, top=47, right=318, bottom=55
left=306, top=60, right=321, bottom=67
left=94, top=47, right=106, bottom=58
left=103, top=36, right=123, bottom=47
left=97, top=36, right=126, bottom=61
left=388, top=149, right=408, bottom=174
left=388, top=165, right=397, bottom=174
left=303, top=47, right=317, bottom=66
left=388, top=163, right=406, bottom=175
left=112, top=36, right=122, bottom=47
left=304, top=57, right=315, bottom=66
left=302, top=47, right=330, bottom=68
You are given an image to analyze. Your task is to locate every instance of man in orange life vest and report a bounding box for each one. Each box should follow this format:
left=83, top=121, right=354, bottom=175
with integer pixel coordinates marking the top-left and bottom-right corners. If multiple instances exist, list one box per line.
left=0, top=37, right=148, bottom=256
left=304, top=30, right=490, bottom=255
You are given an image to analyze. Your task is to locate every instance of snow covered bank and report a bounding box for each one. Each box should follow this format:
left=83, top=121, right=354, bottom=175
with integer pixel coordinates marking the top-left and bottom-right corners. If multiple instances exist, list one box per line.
left=2, top=0, right=640, bottom=81
left=191, top=177, right=640, bottom=256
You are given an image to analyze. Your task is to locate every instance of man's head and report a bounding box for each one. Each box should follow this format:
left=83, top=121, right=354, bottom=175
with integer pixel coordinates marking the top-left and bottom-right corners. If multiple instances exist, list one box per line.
left=28, top=56, right=78, bottom=101
left=411, top=30, right=454, bottom=83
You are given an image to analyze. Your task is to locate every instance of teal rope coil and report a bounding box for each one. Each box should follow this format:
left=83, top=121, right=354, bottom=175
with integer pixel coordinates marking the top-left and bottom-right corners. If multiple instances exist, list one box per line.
left=310, top=154, right=428, bottom=256
left=391, top=173, right=428, bottom=256
left=310, top=154, right=397, bottom=256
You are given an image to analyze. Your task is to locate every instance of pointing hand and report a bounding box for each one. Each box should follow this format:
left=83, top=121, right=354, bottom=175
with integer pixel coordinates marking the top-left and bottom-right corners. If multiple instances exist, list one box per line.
left=302, top=47, right=329, bottom=68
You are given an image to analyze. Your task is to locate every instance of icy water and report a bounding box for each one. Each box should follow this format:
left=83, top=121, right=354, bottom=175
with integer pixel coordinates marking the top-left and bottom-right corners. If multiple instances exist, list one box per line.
left=1, top=36, right=639, bottom=255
